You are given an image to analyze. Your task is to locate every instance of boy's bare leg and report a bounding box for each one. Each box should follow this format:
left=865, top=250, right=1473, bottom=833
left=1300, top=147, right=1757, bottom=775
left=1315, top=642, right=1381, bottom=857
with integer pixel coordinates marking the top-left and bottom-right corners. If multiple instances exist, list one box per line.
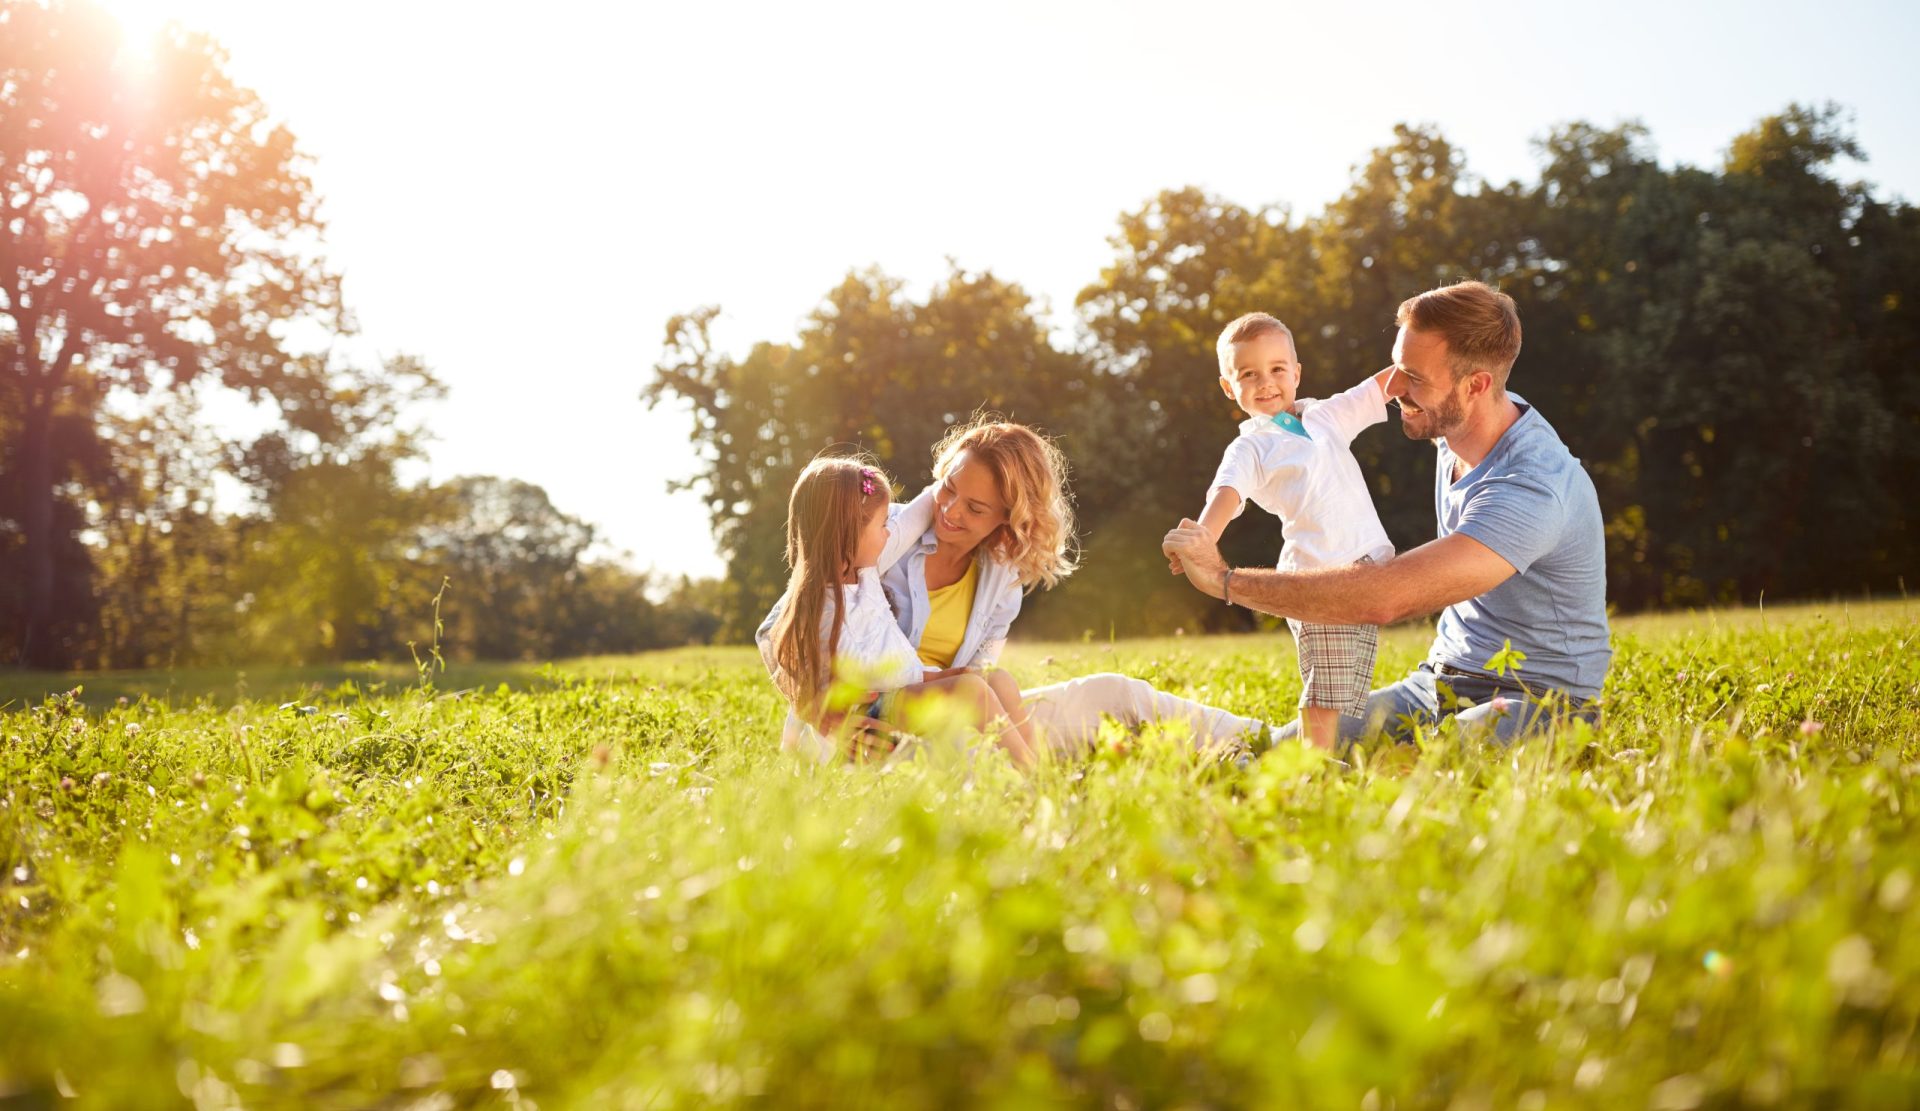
left=1299, top=706, right=1341, bottom=750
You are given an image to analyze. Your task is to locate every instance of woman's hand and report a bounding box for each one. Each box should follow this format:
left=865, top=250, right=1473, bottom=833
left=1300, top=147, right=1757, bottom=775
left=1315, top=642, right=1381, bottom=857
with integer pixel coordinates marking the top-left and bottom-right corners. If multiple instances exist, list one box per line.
left=920, top=666, right=978, bottom=682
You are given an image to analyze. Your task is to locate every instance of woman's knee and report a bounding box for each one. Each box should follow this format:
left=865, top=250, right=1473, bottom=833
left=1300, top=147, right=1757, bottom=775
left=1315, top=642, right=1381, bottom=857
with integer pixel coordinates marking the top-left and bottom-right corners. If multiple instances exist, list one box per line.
left=947, top=672, right=998, bottom=712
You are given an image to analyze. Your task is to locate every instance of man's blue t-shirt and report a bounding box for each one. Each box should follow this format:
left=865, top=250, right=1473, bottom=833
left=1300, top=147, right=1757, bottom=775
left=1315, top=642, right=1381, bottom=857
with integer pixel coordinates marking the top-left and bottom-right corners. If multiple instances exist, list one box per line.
left=1429, top=395, right=1611, bottom=701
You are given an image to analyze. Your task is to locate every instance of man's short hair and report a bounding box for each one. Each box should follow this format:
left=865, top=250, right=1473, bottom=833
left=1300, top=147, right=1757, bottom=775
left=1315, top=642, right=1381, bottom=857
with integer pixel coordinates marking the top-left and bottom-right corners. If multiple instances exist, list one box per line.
left=1395, top=281, right=1522, bottom=386
left=1215, top=312, right=1297, bottom=376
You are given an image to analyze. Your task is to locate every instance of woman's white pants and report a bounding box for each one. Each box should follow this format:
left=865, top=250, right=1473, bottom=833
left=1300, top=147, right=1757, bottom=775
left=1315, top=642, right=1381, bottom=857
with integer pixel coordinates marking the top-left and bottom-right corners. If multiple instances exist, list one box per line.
left=1022, top=672, right=1267, bottom=754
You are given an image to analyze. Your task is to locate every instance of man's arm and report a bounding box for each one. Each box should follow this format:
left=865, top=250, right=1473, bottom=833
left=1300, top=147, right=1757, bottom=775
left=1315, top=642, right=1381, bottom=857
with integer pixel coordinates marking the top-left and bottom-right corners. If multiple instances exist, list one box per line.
left=1162, top=521, right=1517, bottom=625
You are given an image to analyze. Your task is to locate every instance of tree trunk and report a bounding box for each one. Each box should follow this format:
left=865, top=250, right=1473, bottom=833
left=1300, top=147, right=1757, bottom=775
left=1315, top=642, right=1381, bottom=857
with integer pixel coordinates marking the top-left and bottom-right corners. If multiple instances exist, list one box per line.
left=18, top=404, right=59, bottom=668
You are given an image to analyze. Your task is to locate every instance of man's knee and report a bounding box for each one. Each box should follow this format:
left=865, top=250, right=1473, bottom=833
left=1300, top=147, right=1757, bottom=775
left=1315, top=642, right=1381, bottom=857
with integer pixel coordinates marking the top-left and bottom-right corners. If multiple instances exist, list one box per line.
left=1459, top=694, right=1589, bottom=744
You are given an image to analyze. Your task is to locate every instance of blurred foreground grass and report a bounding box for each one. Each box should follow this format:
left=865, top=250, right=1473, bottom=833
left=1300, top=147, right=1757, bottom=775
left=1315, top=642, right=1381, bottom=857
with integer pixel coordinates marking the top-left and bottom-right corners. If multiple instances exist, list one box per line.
left=2, top=600, right=1917, bottom=1107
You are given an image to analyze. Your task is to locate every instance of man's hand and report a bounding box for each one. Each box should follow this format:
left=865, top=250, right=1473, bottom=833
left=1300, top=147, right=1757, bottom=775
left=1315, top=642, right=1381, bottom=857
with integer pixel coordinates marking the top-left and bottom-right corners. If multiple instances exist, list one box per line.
left=1162, top=518, right=1229, bottom=599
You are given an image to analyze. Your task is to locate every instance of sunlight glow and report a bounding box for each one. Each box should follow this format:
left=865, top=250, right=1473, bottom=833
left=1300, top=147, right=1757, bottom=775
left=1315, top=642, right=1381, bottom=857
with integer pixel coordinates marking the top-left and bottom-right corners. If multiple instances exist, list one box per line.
left=93, top=0, right=170, bottom=44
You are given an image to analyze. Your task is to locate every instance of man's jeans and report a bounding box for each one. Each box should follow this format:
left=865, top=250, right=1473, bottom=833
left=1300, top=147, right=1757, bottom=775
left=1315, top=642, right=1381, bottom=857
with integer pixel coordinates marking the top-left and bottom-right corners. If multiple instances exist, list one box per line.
left=1277, top=663, right=1598, bottom=748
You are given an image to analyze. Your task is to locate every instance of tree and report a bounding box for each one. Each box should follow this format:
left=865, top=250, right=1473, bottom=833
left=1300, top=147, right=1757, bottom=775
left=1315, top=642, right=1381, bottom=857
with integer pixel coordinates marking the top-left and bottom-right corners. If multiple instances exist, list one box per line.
left=655, top=110, right=1919, bottom=641
left=647, top=265, right=1095, bottom=638
left=1527, top=105, right=1920, bottom=605
left=419, top=476, right=597, bottom=661
left=1, top=0, right=347, bottom=665
left=1071, top=131, right=1509, bottom=633
left=1072, top=186, right=1317, bottom=631
left=87, top=389, right=237, bottom=667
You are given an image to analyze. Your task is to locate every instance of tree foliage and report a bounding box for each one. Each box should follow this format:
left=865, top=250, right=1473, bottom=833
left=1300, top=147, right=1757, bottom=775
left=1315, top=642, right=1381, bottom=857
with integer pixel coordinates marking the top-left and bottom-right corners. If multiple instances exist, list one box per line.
left=654, top=107, right=1920, bottom=639
left=646, top=266, right=1097, bottom=638
left=1, top=0, right=356, bottom=663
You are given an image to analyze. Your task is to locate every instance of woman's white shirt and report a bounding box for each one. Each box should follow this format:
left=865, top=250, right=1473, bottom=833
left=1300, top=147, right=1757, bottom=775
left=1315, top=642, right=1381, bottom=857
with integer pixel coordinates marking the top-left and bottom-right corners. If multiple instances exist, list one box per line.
left=878, top=523, right=1023, bottom=672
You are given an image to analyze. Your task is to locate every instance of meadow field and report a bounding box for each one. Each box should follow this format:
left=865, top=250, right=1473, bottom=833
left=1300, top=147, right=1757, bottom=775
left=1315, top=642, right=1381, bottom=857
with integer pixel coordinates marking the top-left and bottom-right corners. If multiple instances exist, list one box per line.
left=2, top=599, right=1917, bottom=1108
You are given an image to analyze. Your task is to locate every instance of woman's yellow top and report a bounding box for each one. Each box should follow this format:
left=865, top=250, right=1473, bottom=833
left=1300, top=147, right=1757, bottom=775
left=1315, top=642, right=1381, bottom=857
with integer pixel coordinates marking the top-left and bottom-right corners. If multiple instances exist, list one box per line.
left=916, top=558, right=980, bottom=670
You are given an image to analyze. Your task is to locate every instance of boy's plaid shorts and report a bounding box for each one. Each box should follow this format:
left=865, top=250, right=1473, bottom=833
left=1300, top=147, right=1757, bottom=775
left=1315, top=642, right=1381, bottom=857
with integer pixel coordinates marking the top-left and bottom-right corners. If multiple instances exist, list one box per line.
left=1286, top=619, right=1381, bottom=717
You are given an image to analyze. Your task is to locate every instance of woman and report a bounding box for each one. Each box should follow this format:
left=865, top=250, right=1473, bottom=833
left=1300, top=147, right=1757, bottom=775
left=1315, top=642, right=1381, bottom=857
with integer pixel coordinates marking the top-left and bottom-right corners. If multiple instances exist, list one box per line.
left=758, top=417, right=1276, bottom=760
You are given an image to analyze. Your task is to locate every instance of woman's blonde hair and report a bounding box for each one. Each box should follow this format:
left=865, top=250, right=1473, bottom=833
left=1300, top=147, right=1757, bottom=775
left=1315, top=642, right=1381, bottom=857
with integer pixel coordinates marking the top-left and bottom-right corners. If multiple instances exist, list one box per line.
left=931, top=417, right=1078, bottom=591
left=770, top=453, right=892, bottom=713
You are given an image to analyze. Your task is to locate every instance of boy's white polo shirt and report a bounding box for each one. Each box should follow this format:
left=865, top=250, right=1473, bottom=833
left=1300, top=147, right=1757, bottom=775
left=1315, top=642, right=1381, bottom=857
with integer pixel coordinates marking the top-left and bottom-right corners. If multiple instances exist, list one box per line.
left=1208, top=376, right=1395, bottom=572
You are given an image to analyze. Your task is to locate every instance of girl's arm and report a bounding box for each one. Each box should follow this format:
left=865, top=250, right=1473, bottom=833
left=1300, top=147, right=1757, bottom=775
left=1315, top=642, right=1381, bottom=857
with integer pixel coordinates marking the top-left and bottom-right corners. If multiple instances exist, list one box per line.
left=876, top=485, right=937, bottom=573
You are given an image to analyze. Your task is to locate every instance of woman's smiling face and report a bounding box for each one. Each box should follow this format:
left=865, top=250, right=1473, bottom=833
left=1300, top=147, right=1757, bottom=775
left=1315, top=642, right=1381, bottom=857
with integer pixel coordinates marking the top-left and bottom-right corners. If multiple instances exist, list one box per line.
left=933, top=451, right=1009, bottom=554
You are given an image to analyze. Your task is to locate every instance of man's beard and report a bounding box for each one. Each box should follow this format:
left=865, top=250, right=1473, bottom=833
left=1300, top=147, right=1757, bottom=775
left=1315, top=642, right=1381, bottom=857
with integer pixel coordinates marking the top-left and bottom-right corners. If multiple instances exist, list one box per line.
left=1396, top=388, right=1468, bottom=442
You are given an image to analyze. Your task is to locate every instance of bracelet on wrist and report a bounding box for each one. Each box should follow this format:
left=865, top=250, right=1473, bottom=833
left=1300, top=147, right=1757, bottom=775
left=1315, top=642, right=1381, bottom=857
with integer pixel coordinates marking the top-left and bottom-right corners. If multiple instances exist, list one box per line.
left=1223, top=568, right=1235, bottom=606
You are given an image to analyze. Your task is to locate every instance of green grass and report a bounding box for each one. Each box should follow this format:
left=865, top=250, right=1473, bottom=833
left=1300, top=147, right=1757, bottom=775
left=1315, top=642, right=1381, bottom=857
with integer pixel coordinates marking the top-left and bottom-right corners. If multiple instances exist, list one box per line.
left=2, top=600, right=1917, bottom=1108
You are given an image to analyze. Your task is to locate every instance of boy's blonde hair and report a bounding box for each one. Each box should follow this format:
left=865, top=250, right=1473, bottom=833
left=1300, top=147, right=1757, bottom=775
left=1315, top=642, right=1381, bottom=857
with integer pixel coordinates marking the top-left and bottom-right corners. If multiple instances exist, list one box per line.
left=1215, top=312, right=1298, bottom=376
left=931, top=417, right=1078, bottom=592
left=770, top=453, right=893, bottom=713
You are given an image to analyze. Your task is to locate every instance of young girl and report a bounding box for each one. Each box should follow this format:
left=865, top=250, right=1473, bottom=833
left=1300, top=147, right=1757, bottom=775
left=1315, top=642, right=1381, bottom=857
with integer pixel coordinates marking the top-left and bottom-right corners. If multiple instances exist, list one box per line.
left=762, top=455, right=1037, bottom=769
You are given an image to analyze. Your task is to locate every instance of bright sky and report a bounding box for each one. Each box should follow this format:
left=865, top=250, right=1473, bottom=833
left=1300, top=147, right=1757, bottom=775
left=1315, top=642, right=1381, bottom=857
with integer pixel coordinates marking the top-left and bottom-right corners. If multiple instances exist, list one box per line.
left=101, top=0, right=1920, bottom=580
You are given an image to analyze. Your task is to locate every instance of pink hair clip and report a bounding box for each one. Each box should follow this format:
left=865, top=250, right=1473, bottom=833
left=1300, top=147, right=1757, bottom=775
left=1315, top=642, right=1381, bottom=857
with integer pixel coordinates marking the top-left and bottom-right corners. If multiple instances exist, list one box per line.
left=859, top=468, right=877, bottom=497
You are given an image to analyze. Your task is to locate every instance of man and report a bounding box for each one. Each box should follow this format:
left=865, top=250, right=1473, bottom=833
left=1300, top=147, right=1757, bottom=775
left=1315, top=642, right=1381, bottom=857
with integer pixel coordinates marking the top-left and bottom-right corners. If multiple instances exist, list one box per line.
left=1162, top=280, right=1611, bottom=744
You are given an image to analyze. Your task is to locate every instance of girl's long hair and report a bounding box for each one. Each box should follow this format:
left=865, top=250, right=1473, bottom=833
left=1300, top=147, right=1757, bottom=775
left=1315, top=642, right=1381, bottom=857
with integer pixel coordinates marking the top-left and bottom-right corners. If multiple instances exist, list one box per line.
left=931, top=417, right=1079, bottom=591
left=770, top=453, right=892, bottom=713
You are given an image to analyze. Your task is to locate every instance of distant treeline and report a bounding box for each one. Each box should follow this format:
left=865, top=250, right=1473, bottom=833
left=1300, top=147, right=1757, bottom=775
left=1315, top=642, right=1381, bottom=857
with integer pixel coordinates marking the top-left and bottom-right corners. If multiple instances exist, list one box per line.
left=650, top=106, right=1920, bottom=641
left=3, top=351, right=722, bottom=668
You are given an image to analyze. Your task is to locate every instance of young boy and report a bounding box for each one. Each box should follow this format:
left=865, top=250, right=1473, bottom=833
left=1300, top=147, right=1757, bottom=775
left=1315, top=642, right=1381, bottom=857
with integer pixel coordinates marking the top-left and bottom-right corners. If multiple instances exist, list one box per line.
left=1196, top=312, right=1395, bottom=749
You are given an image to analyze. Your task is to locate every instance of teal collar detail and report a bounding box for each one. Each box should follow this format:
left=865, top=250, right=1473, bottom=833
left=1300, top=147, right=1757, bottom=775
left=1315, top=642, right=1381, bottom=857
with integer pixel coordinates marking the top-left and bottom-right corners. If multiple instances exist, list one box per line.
left=1270, top=410, right=1311, bottom=439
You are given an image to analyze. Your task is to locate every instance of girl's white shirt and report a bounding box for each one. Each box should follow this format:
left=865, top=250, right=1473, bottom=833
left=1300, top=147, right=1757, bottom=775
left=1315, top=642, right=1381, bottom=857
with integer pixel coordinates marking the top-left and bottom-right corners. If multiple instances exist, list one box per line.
left=756, top=487, right=936, bottom=760
left=820, top=566, right=925, bottom=694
